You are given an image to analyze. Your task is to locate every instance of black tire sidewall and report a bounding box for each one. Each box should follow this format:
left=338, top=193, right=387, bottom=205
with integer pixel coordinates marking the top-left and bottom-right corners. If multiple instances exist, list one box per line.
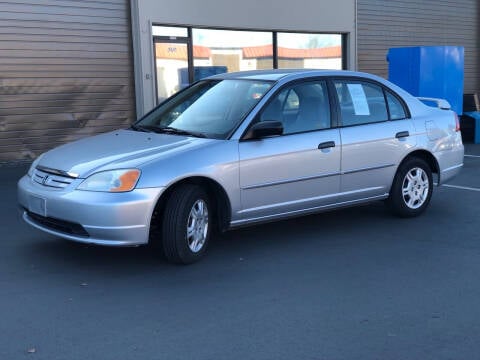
left=388, top=158, right=433, bottom=217
left=162, top=185, right=211, bottom=264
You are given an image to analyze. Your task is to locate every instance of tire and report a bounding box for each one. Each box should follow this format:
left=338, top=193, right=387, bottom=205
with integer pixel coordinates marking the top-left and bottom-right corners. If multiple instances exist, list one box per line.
left=162, top=184, right=211, bottom=264
left=387, top=157, right=433, bottom=218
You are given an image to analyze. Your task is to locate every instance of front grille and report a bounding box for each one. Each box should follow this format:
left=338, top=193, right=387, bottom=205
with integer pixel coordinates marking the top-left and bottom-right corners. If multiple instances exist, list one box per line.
left=26, top=210, right=89, bottom=237
left=32, top=168, right=75, bottom=189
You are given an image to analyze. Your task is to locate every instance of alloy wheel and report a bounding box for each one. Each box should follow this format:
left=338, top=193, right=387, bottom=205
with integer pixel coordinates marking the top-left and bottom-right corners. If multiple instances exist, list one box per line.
left=186, top=199, right=209, bottom=253
left=401, top=167, right=430, bottom=209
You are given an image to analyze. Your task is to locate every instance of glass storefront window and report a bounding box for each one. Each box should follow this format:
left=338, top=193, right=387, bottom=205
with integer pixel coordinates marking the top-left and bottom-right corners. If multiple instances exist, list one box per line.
left=152, top=25, right=345, bottom=104
left=192, top=28, right=273, bottom=78
left=277, top=33, right=342, bottom=70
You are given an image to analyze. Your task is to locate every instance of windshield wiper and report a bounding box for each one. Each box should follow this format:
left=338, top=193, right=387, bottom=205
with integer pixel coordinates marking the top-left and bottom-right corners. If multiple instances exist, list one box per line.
left=130, top=124, right=206, bottom=138
left=159, top=126, right=207, bottom=138
left=130, top=124, right=153, bottom=132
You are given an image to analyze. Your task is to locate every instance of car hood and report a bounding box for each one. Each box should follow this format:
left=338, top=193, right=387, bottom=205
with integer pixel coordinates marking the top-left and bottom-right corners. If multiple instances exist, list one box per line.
left=37, top=129, right=213, bottom=177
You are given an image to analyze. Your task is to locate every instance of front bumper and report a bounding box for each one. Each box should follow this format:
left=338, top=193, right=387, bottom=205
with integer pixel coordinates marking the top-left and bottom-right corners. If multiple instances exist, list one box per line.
left=18, top=175, right=164, bottom=246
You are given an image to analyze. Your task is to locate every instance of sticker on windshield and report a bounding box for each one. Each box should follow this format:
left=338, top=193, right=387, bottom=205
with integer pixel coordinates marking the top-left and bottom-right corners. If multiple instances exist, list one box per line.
left=347, top=84, right=370, bottom=115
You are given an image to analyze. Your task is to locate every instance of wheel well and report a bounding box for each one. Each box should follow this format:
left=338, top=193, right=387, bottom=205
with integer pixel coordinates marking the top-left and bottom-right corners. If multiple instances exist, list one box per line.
left=401, top=150, right=440, bottom=179
left=149, top=177, right=231, bottom=243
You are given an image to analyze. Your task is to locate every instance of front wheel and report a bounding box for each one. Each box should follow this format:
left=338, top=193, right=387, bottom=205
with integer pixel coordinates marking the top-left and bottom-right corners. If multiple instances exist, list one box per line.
left=162, top=184, right=211, bottom=264
left=387, top=157, right=433, bottom=218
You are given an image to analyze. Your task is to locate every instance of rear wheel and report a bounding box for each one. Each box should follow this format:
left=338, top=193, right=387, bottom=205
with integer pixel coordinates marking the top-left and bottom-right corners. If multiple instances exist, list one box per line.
left=162, top=184, right=211, bottom=264
left=387, top=157, right=433, bottom=217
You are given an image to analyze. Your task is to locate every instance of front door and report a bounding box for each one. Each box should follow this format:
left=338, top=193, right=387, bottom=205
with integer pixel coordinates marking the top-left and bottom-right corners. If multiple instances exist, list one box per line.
left=237, top=80, right=341, bottom=223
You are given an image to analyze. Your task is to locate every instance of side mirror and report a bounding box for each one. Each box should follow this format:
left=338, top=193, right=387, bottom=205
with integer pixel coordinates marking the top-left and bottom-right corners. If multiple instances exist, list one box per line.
left=243, top=120, right=283, bottom=140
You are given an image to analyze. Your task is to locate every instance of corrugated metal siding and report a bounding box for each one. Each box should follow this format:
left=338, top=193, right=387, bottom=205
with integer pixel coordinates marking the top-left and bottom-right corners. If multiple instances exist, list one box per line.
left=0, top=0, right=136, bottom=162
left=357, top=0, right=479, bottom=95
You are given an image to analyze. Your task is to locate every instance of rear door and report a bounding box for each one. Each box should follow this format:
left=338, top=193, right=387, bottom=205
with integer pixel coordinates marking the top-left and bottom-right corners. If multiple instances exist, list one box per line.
left=333, top=78, right=416, bottom=202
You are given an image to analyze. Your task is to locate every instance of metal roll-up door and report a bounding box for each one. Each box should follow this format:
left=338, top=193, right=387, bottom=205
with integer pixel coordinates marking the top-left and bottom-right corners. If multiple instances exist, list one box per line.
left=0, top=0, right=136, bottom=162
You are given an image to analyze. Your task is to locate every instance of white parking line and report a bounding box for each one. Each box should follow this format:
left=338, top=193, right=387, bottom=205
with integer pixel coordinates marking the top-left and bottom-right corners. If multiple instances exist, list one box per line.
left=441, top=154, right=480, bottom=192
left=442, top=184, right=480, bottom=192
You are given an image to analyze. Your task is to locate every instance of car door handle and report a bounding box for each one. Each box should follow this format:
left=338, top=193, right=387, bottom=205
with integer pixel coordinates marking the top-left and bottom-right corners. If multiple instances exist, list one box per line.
left=318, top=141, right=336, bottom=149
left=395, top=131, right=410, bottom=139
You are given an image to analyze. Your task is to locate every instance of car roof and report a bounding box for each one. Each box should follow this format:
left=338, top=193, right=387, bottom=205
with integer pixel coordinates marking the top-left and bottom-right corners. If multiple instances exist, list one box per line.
left=207, top=69, right=375, bottom=82
left=207, top=69, right=429, bottom=117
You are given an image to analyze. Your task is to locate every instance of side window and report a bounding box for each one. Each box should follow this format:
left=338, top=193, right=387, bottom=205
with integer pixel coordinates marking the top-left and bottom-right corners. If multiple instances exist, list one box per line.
left=334, top=81, right=388, bottom=126
left=284, top=90, right=299, bottom=111
left=260, top=81, right=331, bottom=135
left=386, top=91, right=407, bottom=120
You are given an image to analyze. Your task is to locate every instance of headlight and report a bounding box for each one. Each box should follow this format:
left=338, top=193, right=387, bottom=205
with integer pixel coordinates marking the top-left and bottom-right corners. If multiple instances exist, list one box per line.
left=77, top=169, right=141, bottom=192
left=27, top=154, right=44, bottom=177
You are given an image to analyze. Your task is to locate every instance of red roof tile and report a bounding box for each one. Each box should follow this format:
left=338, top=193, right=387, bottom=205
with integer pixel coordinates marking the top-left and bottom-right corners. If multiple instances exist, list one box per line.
left=243, top=45, right=341, bottom=59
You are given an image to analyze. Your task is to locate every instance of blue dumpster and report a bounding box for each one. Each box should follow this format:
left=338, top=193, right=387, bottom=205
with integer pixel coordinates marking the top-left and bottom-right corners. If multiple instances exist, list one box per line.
left=178, top=66, right=228, bottom=89
left=387, top=46, right=464, bottom=115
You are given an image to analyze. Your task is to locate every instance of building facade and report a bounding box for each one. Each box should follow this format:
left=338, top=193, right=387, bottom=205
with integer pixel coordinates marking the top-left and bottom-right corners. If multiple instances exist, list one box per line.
left=357, top=0, right=479, bottom=95
left=0, top=0, right=478, bottom=162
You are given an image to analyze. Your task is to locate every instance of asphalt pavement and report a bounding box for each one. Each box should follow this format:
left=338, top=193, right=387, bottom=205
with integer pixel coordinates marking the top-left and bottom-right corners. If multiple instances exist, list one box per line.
left=1, top=143, right=480, bottom=360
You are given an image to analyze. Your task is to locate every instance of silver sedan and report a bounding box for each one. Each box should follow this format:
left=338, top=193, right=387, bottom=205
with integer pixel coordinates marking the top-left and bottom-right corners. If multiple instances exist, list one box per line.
left=18, top=69, right=464, bottom=263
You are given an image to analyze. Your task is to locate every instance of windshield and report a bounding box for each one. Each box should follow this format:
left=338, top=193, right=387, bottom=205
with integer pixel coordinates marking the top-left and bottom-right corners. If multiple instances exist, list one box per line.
left=135, top=79, right=273, bottom=139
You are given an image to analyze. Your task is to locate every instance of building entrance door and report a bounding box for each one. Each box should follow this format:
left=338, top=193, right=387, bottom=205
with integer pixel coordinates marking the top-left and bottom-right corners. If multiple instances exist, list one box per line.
left=153, top=39, right=191, bottom=103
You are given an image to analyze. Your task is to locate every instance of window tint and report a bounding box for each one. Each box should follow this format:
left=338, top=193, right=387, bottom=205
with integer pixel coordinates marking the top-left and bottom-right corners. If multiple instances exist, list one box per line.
left=260, top=81, right=331, bottom=134
left=334, top=81, right=388, bottom=126
left=386, top=91, right=407, bottom=120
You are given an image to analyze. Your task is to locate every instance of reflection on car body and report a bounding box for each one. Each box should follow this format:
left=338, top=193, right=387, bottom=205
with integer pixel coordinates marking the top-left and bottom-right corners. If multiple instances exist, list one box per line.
left=18, top=69, right=464, bottom=263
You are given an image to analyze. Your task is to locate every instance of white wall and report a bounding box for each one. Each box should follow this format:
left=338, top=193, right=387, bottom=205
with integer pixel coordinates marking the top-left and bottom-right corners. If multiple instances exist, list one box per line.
left=131, top=0, right=356, bottom=116
left=304, top=58, right=343, bottom=69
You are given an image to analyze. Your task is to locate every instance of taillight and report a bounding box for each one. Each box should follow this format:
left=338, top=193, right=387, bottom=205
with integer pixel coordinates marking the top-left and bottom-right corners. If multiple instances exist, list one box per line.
left=454, top=112, right=461, bottom=132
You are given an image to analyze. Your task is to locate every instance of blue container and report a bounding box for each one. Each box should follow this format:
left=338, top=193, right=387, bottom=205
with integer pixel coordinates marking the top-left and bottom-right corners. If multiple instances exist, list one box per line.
left=178, top=66, right=228, bottom=89
left=387, top=46, right=464, bottom=114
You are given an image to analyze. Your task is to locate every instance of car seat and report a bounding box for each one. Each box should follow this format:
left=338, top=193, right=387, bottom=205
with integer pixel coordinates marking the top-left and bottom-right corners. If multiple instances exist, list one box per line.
left=286, top=96, right=329, bottom=133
